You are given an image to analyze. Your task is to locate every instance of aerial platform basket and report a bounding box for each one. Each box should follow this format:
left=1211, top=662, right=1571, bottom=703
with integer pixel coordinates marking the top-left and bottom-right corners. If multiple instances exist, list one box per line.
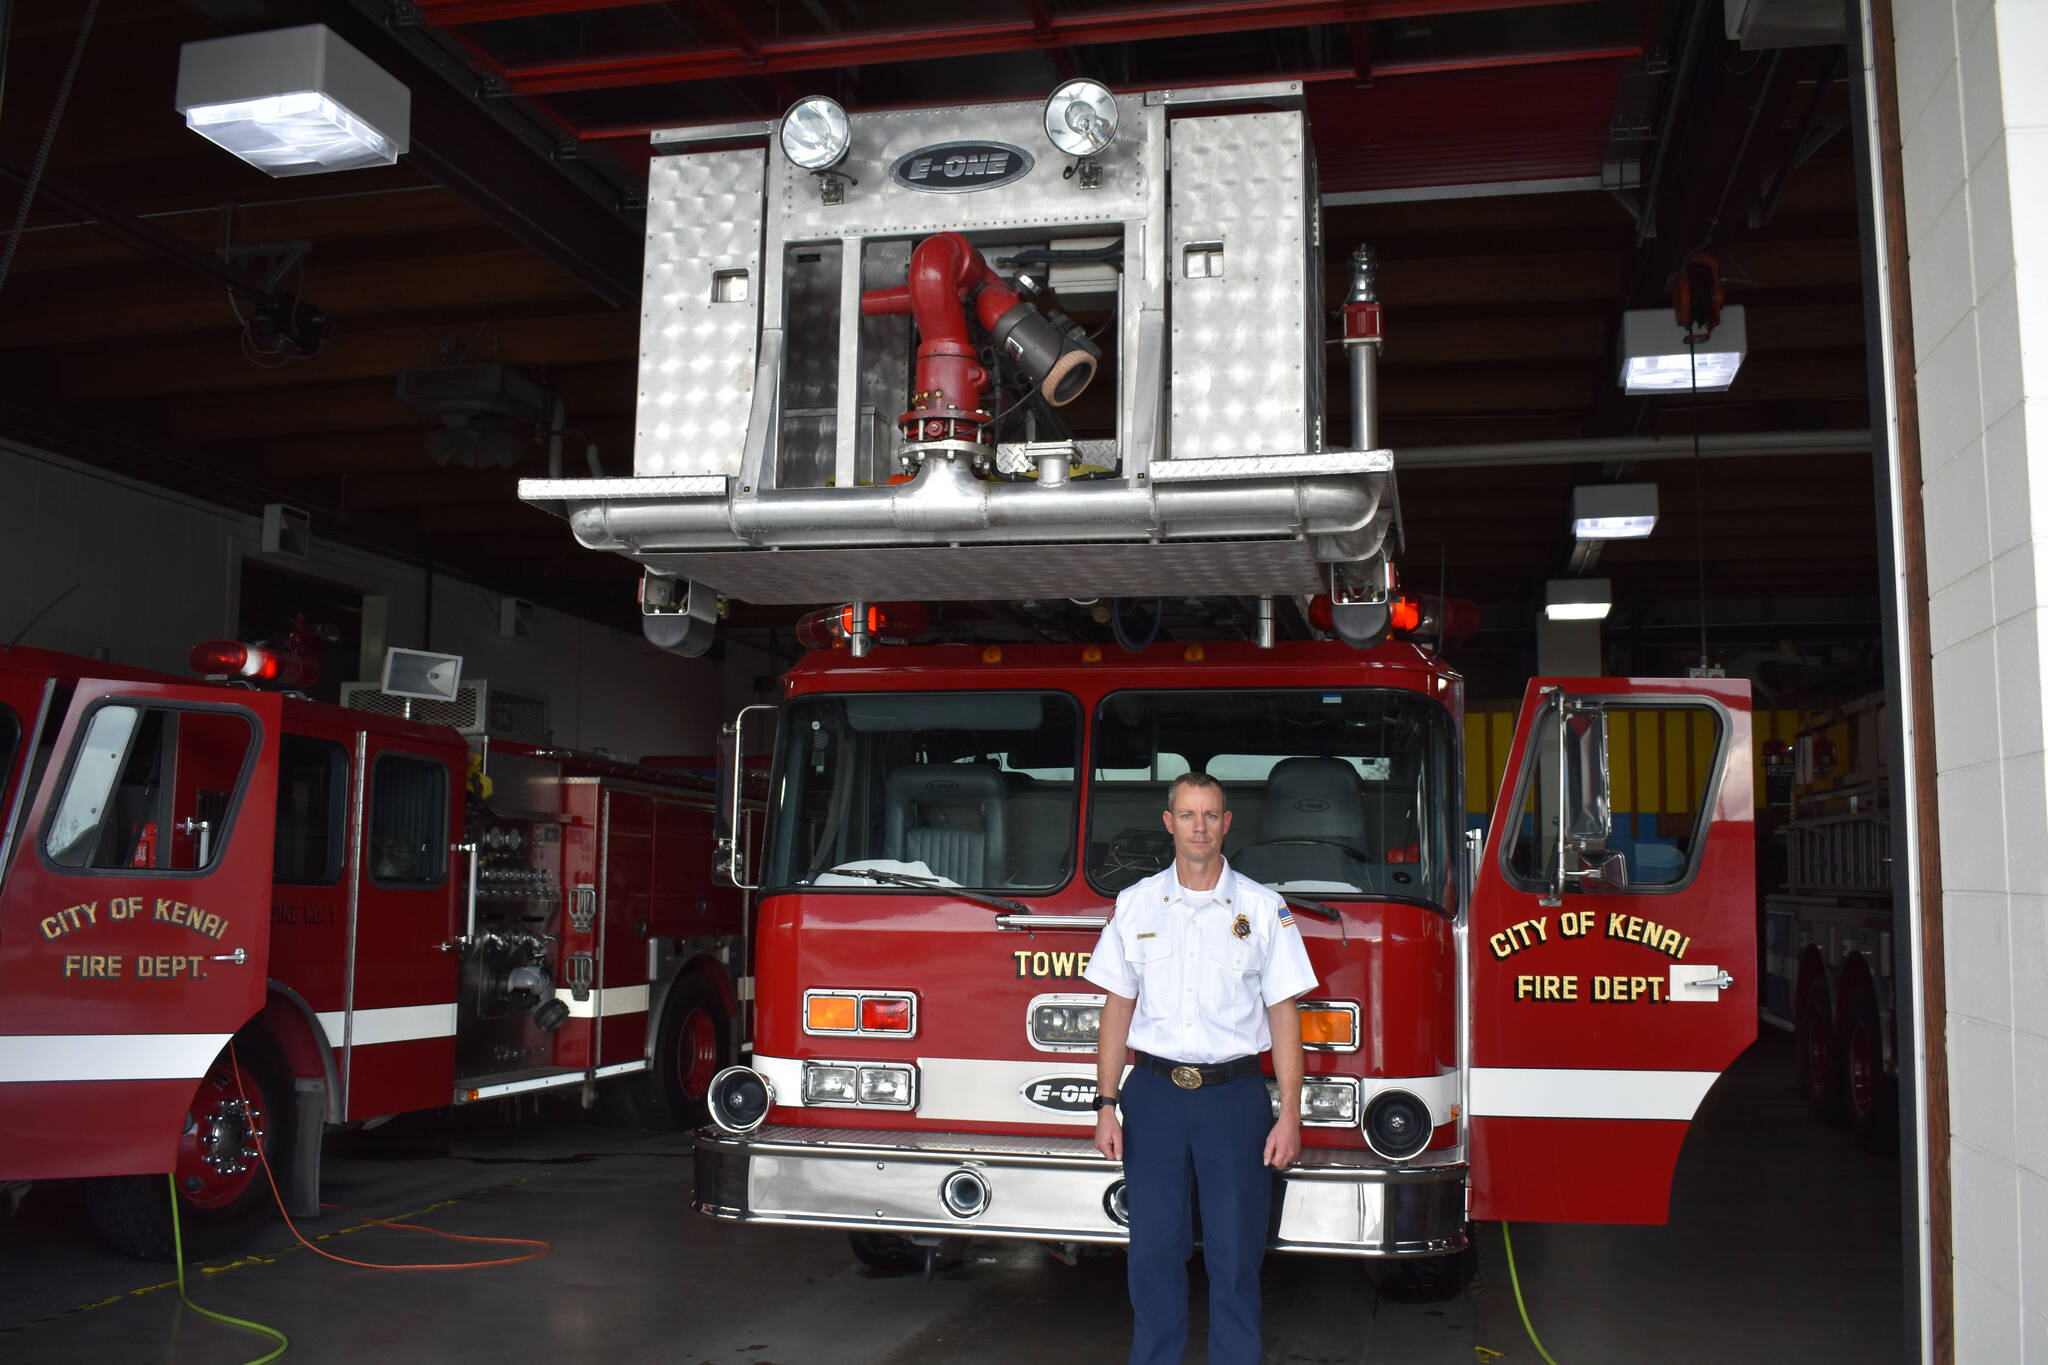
left=519, top=83, right=1396, bottom=652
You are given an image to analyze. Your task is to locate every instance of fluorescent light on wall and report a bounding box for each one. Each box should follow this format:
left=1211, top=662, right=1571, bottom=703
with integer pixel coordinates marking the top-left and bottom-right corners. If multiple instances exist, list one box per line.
left=1545, top=578, right=1612, bottom=621
left=175, top=25, right=409, bottom=177
left=1619, top=305, right=1746, bottom=394
left=1572, top=483, right=1659, bottom=540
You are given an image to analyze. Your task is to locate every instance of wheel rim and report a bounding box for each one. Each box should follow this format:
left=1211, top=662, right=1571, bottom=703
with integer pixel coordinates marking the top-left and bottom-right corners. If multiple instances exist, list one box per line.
left=174, top=1061, right=267, bottom=1210
left=679, top=1007, right=719, bottom=1098
left=1848, top=1019, right=1877, bottom=1119
left=1803, top=1016, right=1830, bottom=1095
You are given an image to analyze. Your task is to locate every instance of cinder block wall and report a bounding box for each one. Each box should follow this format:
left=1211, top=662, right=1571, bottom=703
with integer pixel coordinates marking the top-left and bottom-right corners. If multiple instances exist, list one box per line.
left=1893, top=0, right=2048, bottom=1356
left=0, top=440, right=723, bottom=761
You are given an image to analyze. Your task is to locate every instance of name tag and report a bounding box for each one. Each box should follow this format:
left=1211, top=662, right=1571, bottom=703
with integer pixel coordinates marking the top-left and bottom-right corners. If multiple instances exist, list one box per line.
left=1135, top=932, right=1156, bottom=939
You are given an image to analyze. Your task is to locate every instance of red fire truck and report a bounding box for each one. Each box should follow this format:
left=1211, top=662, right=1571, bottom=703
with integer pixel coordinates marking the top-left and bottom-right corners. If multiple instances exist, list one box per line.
left=0, top=643, right=746, bottom=1257
left=691, top=638, right=1754, bottom=1275
left=509, top=81, right=1760, bottom=1273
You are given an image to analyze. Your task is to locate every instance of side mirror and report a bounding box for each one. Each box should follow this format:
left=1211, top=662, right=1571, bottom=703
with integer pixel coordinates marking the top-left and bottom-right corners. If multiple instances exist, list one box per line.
left=1577, top=849, right=1629, bottom=892
left=1548, top=698, right=1613, bottom=900
left=1559, top=705, right=1611, bottom=846
left=718, top=704, right=776, bottom=890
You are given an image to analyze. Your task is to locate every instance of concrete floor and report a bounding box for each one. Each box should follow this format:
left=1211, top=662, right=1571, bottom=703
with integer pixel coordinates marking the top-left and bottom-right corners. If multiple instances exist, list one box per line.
left=0, top=1031, right=1912, bottom=1364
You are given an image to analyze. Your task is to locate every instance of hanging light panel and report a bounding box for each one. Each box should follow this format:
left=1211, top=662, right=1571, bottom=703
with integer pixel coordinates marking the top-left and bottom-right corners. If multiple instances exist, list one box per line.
left=1572, top=483, right=1660, bottom=540
left=175, top=25, right=409, bottom=177
left=1619, top=305, right=1747, bottom=394
left=1544, top=578, right=1612, bottom=621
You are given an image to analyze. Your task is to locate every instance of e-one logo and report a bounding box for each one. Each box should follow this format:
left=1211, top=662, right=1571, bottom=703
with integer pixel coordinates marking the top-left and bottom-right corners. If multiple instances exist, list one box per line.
left=891, top=141, right=1034, bottom=193
left=1020, top=1075, right=1099, bottom=1114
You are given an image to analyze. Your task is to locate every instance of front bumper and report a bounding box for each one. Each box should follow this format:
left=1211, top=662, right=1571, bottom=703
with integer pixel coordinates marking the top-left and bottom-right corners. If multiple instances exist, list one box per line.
left=694, top=1124, right=1467, bottom=1257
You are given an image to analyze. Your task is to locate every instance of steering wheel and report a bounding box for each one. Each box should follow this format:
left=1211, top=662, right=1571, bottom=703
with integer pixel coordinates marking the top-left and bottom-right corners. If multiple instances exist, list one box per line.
left=1241, top=837, right=1375, bottom=865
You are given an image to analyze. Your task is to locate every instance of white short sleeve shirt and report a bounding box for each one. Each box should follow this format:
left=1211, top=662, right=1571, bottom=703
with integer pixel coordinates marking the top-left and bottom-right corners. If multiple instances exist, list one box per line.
left=1083, top=860, right=1319, bottom=1064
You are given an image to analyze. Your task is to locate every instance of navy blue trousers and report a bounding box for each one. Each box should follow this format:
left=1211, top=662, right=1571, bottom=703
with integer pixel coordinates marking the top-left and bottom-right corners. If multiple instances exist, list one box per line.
left=1121, top=1066, right=1272, bottom=1365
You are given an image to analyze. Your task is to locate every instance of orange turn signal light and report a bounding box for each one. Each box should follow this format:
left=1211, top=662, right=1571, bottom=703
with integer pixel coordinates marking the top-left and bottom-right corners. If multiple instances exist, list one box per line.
left=1081, top=645, right=1103, bottom=662
left=807, top=994, right=858, bottom=1032
left=1298, top=1007, right=1356, bottom=1048
left=1183, top=644, right=1205, bottom=662
left=982, top=646, right=1003, bottom=663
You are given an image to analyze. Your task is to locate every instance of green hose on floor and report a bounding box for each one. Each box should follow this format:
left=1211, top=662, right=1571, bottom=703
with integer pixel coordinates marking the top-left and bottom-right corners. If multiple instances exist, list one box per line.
left=1500, top=1221, right=1563, bottom=1365
left=168, top=1176, right=290, bottom=1364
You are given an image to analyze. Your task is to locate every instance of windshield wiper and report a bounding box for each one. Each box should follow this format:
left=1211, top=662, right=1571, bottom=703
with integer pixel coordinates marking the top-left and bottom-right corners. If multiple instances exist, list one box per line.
left=1285, top=896, right=1349, bottom=947
left=825, top=866, right=1030, bottom=915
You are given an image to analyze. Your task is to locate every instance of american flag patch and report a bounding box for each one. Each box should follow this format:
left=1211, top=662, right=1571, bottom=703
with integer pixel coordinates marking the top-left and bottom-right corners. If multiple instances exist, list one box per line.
left=1278, top=913, right=1296, bottom=928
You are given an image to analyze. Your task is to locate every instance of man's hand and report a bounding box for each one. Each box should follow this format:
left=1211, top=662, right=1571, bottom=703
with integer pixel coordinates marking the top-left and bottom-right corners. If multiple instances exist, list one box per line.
left=1262, top=1112, right=1301, bottom=1169
left=1095, top=1109, right=1124, bottom=1160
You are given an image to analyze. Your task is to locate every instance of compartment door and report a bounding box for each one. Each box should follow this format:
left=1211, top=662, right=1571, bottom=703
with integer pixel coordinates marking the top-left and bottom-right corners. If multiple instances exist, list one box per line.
left=1467, top=677, right=1755, bottom=1224
left=0, top=681, right=279, bottom=1179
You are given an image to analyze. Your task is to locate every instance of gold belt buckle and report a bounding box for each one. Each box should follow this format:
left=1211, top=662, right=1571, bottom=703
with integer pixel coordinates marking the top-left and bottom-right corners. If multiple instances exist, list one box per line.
left=1170, top=1065, right=1203, bottom=1090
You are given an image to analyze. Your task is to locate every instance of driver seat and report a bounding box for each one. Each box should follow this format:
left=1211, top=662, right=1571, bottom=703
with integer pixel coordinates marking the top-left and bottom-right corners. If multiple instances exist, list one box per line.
left=1233, top=756, right=1366, bottom=887
left=883, top=764, right=1006, bottom=886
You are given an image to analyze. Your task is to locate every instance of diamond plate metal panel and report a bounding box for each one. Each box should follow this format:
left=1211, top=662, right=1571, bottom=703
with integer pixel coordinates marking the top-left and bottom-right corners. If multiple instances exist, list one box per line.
left=634, top=539, right=1323, bottom=604
left=1166, top=112, right=1314, bottom=462
left=636, top=148, right=766, bottom=477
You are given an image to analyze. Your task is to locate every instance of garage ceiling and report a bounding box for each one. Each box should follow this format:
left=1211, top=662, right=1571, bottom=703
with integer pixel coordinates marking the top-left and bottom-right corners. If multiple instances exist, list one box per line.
left=0, top=0, right=1877, bottom=691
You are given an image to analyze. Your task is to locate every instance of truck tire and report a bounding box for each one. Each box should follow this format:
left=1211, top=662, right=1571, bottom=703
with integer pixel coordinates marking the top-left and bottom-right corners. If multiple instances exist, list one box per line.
left=1844, top=985, right=1899, bottom=1156
left=1377, top=1226, right=1478, bottom=1303
left=848, top=1230, right=922, bottom=1274
left=651, top=974, right=731, bottom=1129
left=1795, top=985, right=1847, bottom=1128
left=85, top=1029, right=293, bottom=1261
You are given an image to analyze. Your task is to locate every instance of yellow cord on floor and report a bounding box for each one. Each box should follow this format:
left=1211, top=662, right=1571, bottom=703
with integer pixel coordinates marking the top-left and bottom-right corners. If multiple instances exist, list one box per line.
left=1499, top=1221, right=1562, bottom=1365
left=168, top=1176, right=289, bottom=1364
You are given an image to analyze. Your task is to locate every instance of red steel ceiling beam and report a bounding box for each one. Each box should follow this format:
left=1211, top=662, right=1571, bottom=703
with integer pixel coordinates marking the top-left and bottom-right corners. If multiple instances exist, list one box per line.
left=487, top=0, right=1598, bottom=96
left=568, top=46, right=1638, bottom=143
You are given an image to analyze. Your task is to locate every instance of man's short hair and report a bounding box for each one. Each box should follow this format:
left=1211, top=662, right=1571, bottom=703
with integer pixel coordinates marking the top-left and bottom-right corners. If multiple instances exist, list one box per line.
left=1165, top=771, right=1227, bottom=811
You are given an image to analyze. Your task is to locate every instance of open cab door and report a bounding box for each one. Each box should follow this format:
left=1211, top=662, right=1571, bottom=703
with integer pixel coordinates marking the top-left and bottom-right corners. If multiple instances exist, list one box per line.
left=0, top=678, right=280, bottom=1178
left=1467, top=677, right=1754, bottom=1224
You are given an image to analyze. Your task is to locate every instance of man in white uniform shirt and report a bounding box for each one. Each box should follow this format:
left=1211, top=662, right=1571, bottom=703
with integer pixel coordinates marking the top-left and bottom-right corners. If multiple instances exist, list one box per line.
left=1084, top=772, right=1318, bottom=1365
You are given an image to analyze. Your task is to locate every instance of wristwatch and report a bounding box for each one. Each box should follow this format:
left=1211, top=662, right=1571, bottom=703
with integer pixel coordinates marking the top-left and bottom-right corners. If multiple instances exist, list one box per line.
left=1093, top=1093, right=1120, bottom=1111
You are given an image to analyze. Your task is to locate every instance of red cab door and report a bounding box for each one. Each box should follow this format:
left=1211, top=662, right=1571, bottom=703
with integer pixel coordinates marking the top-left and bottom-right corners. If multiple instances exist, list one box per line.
left=1467, top=677, right=1755, bottom=1224
left=0, top=680, right=280, bottom=1179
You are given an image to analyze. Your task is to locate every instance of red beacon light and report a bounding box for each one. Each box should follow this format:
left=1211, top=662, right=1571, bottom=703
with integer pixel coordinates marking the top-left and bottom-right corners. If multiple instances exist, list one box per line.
left=189, top=640, right=319, bottom=688
left=794, top=601, right=934, bottom=650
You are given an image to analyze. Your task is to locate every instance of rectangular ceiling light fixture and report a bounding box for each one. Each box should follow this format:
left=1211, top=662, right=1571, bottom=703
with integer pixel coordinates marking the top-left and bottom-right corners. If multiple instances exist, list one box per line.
left=175, top=25, right=409, bottom=177
left=1544, top=578, right=1612, bottom=621
left=1619, top=304, right=1746, bottom=394
left=1572, top=483, right=1659, bottom=540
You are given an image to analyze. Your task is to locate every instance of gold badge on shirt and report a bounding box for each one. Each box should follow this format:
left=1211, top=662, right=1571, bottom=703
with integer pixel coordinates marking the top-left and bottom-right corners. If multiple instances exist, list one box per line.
left=1232, top=913, right=1251, bottom=939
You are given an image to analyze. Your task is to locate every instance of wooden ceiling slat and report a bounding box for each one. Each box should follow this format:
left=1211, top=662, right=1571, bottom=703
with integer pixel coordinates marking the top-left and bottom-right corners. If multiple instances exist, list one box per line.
left=5, top=187, right=478, bottom=275
left=58, top=311, right=638, bottom=400
left=24, top=250, right=592, bottom=354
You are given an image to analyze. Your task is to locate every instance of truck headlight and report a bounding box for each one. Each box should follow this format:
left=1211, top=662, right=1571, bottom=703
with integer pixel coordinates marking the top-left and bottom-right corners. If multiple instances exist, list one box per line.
left=1043, top=78, right=1117, bottom=157
left=802, top=1063, right=860, bottom=1104
left=1266, top=1076, right=1361, bottom=1126
left=1029, top=993, right=1104, bottom=1051
left=800, top=1060, right=917, bottom=1108
left=858, top=1065, right=916, bottom=1107
left=780, top=94, right=850, bottom=171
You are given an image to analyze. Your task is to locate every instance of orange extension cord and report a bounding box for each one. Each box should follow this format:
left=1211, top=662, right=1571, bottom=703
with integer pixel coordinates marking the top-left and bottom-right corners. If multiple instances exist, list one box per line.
left=230, top=1040, right=553, bottom=1271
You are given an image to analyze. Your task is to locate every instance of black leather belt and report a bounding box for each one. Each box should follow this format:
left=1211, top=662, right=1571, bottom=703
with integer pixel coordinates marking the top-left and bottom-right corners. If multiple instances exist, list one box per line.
left=1134, top=1051, right=1261, bottom=1090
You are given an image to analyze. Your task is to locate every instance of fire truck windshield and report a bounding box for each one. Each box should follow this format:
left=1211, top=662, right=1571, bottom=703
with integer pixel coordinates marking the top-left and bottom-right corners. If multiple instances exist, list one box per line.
left=1086, top=688, right=1457, bottom=910
left=764, top=691, right=1082, bottom=894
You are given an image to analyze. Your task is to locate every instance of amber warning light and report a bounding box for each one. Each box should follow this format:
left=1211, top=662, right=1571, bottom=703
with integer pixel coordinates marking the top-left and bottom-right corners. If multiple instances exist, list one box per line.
left=189, top=640, right=319, bottom=687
